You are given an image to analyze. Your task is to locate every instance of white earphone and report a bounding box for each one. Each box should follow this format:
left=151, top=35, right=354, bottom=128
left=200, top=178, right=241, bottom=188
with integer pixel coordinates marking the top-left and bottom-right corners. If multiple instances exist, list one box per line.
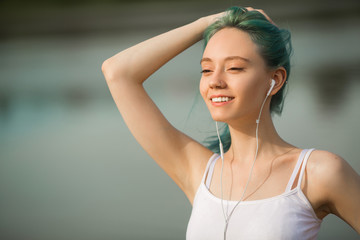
left=267, top=79, right=276, bottom=96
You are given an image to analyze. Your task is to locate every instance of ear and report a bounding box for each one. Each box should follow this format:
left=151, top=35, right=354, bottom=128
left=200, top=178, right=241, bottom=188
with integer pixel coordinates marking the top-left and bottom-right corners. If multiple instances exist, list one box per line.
left=269, top=67, right=287, bottom=96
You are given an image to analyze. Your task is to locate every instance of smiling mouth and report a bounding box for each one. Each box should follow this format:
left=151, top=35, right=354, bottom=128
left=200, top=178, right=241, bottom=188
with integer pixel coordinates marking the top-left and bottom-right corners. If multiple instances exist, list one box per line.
left=211, top=97, right=234, bottom=103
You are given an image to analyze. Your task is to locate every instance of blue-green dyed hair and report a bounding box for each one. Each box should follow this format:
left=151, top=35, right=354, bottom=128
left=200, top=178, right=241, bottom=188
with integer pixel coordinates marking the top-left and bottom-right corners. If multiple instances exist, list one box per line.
left=203, top=6, right=293, bottom=153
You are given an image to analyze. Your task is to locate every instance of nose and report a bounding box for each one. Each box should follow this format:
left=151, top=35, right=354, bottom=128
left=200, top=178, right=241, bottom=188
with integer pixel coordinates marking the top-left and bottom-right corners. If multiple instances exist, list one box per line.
left=209, top=71, right=227, bottom=89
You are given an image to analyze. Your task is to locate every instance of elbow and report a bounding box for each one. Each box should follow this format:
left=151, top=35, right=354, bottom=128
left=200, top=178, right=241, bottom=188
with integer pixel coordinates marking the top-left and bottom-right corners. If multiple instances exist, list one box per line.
left=101, top=58, right=115, bottom=83
left=102, top=58, right=130, bottom=84
left=101, top=59, right=108, bottom=75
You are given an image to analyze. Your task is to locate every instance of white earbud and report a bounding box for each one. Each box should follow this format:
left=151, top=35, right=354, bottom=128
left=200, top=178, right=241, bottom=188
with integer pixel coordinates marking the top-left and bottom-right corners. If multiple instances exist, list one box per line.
left=267, top=79, right=276, bottom=96
left=266, top=79, right=276, bottom=96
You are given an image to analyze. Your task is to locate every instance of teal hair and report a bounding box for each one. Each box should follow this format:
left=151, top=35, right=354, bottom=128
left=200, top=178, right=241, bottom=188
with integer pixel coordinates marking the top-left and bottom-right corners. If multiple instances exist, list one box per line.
left=203, top=6, right=293, bottom=153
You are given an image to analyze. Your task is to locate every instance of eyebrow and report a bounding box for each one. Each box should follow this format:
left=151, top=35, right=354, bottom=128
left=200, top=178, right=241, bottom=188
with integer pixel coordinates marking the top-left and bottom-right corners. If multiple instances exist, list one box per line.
left=200, top=56, right=251, bottom=64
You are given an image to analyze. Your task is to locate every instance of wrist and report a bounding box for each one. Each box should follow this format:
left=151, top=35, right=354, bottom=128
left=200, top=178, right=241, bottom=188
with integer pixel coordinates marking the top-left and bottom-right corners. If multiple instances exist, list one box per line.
left=201, top=12, right=224, bottom=27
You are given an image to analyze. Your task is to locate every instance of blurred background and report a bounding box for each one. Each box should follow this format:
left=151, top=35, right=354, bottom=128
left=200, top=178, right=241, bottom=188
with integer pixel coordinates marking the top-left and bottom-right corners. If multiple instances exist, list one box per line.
left=1, top=0, right=360, bottom=239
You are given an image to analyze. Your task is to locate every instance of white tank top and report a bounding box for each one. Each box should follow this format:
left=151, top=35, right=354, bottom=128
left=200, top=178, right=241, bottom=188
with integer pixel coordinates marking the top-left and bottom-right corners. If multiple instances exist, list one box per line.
left=186, top=148, right=322, bottom=240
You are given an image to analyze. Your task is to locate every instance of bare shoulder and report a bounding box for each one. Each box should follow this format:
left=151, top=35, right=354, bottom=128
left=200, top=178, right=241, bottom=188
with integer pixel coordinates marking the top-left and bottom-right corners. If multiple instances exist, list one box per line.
left=305, top=149, right=354, bottom=196
left=307, top=149, right=345, bottom=173
left=306, top=150, right=354, bottom=185
left=305, top=149, right=360, bottom=230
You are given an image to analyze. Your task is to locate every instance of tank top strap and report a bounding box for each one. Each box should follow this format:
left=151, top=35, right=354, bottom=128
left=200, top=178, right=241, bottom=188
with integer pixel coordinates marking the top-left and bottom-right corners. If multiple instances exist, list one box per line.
left=202, top=153, right=220, bottom=189
left=285, top=149, right=307, bottom=192
left=296, top=148, right=316, bottom=189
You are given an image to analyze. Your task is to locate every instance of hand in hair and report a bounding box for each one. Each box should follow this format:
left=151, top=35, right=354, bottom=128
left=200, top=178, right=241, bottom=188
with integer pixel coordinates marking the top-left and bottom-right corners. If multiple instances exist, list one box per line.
left=246, top=7, right=277, bottom=26
left=202, top=12, right=226, bottom=26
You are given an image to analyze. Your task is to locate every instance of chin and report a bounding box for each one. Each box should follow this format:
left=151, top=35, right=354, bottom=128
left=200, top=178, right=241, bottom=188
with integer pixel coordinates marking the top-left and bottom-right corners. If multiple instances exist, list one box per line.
left=210, top=112, right=231, bottom=123
left=209, top=109, right=251, bottom=125
left=206, top=103, right=244, bottom=123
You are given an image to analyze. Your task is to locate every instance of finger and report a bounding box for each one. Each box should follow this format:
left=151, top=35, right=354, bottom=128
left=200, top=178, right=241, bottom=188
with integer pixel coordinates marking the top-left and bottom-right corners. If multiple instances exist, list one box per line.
left=243, top=7, right=277, bottom=26
left=255, top=9, right=269, bottom=18
left=254, top=8, right=277, bottom=26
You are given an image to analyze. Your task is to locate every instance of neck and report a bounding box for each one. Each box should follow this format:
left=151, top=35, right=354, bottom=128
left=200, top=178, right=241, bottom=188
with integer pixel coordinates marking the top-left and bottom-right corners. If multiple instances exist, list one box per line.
left=226, top=109, right=289, bottom=164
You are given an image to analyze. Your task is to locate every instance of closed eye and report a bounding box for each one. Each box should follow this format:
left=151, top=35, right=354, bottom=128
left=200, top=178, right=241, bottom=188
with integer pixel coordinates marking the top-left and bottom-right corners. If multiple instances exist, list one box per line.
left=201, top=69, right=212, bottom=73
left=229, top=67, right=244, bottom=71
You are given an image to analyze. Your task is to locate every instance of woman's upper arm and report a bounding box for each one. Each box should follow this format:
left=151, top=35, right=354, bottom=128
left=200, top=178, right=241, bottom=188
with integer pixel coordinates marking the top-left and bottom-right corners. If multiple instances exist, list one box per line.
left=312, top=151, right=360, bottom=233
left=329, top=155, right=360, bottom=233
left=105, top=77, right=211, bottom=194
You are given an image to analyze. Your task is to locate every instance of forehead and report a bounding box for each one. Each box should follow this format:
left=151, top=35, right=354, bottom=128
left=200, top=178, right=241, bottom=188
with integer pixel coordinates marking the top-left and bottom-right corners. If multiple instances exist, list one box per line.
left=202, top=27, right=262, bottom=64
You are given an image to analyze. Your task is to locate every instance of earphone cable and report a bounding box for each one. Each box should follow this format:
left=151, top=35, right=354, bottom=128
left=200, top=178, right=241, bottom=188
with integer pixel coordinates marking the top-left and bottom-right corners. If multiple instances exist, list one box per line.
left=221, top=92, right=270, bottom=240
left=216, top=121, right=228, bottom=223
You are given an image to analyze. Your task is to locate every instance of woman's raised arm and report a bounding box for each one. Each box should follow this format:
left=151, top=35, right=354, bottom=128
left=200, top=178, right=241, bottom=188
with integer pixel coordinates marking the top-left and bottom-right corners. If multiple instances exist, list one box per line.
left=101, top=14, right=221, bottom=201
left=102, top=14, right=221, bottom=84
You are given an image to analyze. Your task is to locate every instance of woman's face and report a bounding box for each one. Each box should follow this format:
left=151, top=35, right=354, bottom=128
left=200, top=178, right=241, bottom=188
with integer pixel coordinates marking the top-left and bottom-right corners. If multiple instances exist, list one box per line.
left=200, top=27, right=272, bottom=124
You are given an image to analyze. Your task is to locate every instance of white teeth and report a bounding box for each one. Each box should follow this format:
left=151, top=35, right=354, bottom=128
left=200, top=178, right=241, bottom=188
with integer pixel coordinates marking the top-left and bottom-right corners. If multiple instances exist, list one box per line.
left=211, top=97, right=233, bottom=103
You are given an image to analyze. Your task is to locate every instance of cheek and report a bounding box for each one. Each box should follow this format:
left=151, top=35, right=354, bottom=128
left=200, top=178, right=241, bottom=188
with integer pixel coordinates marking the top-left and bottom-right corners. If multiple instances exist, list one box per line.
left=232, top=76, right=258, bottom=97
left=199, top=77, right=207, bottom=100
left=231, top=73, right=266, bottom=107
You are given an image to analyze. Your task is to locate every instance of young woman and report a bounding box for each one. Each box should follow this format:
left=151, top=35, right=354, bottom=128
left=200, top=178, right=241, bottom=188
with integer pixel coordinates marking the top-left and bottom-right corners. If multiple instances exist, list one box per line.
left=102, top=6, right=360, bottom=239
